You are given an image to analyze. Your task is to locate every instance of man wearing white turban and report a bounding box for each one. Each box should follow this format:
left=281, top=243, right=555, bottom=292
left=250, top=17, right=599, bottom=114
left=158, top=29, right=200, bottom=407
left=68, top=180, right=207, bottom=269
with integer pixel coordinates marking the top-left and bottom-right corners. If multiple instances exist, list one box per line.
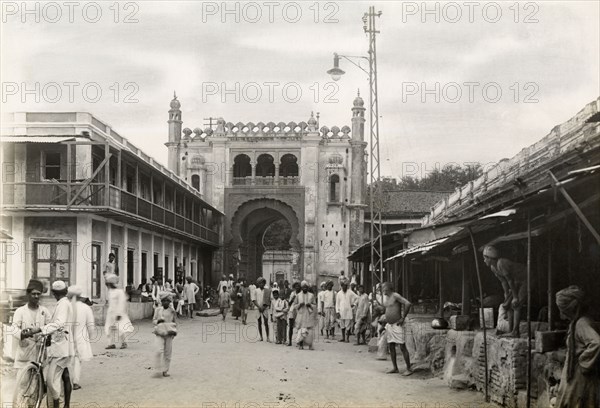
left=293, top=280, right=316, bottom=349
left=153, top=291, right=177, bottom=377
left=336, top=276, right=358, bottom=342
left=67, top=285, right=95, bottom=390
left=104, top=274, right=133, bottom=350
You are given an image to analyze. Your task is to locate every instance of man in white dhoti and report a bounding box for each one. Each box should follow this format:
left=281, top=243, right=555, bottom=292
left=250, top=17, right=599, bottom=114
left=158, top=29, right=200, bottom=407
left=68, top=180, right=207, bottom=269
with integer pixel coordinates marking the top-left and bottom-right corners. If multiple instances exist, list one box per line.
left=294, top=280, right=316, bottom=349
left=11, top=279, right=50, bottom=370
left=104, top=274, right=132, bottom=349
left=67, top=285, right=95, bottom=390
left=153, top=291, right=177, bottom=377
left=382, top=282, right=413, bottom=376
left=336, top=277, right=358, bottom=342
left=251, top=277, right=272, bottom=342
left=183, top=276, right=199, bottom=319
left=320, top=280, right=336, bottom=339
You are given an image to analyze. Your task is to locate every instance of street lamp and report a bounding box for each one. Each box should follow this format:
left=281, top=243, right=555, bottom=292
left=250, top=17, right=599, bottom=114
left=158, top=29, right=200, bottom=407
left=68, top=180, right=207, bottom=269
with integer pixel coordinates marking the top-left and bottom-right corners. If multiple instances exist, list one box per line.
left=327, top=6, right=384, bottom=301
left=327, top=53, right=345, bottom=81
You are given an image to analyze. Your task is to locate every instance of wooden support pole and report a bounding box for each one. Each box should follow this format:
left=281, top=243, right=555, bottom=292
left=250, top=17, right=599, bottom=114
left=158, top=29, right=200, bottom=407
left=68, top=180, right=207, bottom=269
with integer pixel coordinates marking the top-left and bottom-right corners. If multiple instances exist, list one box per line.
left=104, top=143, right=110, bottom=206
left=468, top=226, right=489, bottom=403
left=526, top=212, right=532, bottom=408
left=66, top=143, right=72, bottom=203
left=67, top=154, right=111, bottom=209
left=438, top=261, right=443, bottom=318
left=547, top=233, right=553, bottom=330
left=462, top=256, right=471, bottom=315
left=549, top=170, right=600, bottom=246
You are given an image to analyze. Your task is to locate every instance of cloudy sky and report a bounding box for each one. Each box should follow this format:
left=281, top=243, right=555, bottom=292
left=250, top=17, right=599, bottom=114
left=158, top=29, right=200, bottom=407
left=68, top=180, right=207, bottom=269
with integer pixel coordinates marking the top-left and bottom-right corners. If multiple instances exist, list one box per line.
left=2, top=1, right=599, bottom=179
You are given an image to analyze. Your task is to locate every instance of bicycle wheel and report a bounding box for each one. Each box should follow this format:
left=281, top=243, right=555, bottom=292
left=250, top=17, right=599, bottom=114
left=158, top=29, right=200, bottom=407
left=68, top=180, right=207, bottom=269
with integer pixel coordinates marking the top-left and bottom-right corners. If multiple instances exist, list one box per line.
left=13, top=363, right=44, bottom=408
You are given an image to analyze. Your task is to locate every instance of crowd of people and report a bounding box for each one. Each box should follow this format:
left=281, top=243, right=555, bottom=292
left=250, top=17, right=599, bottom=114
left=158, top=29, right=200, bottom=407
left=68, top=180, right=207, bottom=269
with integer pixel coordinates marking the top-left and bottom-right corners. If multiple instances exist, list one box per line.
left=209, top=272, right=415, bottom=377
left=9, top=267, right=598, bottom=408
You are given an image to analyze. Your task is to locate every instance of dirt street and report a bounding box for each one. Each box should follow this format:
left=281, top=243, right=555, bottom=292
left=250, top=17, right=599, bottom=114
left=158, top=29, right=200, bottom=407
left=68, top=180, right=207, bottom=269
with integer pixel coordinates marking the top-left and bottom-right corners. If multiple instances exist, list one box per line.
left=3, top=309, right=496, bottom=408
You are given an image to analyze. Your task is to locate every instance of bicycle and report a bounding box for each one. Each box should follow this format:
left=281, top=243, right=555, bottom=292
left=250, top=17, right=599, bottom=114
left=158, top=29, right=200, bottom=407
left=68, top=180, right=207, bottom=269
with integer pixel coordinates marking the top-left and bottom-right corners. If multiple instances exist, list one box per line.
left=12, top=331, right=53, bottom=408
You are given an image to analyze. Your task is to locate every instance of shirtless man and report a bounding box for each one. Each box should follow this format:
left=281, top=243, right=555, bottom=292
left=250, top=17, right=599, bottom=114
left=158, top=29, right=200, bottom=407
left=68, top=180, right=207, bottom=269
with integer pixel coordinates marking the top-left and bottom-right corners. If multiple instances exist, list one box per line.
left=483, top=245, right=527, bottom=337
left=382, top=282, right=413, bottom=376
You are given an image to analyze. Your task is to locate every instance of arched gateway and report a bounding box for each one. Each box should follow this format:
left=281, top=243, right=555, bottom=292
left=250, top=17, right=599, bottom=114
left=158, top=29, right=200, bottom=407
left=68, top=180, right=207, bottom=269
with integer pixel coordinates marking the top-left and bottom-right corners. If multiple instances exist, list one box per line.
left=228, top=198, right=302, bottom=283
left=164, top=94, right=367, bottom=286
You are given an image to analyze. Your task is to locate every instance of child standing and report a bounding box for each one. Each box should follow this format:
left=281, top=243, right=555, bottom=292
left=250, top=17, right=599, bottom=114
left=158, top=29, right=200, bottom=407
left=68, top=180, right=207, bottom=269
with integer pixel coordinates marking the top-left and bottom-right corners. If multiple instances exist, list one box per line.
left=153, top=292, right=177, bottom=377
left=219, top=286, right=231, bottom=321
left=271, top=289, right=289, bottom=344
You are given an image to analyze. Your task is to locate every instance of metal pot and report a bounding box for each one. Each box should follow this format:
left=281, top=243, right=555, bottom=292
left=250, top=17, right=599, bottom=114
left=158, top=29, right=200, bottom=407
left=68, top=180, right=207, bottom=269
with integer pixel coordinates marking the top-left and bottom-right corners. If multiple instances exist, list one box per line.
left=431, top=317, right=449, bottom=329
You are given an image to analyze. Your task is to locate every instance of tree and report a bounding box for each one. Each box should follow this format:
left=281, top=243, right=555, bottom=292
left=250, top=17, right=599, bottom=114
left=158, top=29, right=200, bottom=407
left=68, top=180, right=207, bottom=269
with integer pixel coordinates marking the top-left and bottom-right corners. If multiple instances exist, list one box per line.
left=372, top=163, right=483, bottom=192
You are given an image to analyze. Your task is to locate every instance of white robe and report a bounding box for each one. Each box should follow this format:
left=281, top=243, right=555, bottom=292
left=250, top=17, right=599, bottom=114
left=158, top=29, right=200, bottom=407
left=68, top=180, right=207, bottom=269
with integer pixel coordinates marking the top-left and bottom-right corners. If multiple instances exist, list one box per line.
left=71, top=300, right=95, bottom=361
left=41, top=297, right=74, bottom=359
left=336, top=290, right=358, bottom=320
left=105, top=288, right=133, bottom=337
left=11, top=304, right=51, bottom=368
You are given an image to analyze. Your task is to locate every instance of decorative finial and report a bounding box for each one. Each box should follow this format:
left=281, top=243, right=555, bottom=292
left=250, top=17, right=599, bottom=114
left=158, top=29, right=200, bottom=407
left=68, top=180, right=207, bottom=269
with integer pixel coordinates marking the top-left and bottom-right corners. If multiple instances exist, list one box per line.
left=357, top=89, right=360, bottom=97
left=170, top=91, right=181, bottom=109
left=308, top=111, right=317, bottom=129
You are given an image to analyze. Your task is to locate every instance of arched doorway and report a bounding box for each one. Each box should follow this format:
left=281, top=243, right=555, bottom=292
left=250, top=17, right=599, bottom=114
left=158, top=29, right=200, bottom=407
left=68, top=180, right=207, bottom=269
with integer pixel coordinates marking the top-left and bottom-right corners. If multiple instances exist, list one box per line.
left=228, top=198, right=301, bottom=284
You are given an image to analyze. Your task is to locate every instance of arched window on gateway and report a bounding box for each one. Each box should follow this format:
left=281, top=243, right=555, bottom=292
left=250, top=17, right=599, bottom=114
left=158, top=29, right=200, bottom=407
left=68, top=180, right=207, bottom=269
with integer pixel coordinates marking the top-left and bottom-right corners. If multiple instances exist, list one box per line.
left=232, top=154, right=252, bottom=185
left=329, top=174, right=340, bottom=202
left=279, top=154, right=299, bottom=185
left=231, top=153, right=301, bottom=186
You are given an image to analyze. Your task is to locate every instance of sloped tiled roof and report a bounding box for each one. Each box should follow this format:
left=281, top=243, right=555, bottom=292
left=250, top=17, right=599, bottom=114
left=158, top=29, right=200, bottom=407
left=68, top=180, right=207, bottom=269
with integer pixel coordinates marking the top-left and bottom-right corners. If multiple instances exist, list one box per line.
left=366, top=190, right=451, bottom=218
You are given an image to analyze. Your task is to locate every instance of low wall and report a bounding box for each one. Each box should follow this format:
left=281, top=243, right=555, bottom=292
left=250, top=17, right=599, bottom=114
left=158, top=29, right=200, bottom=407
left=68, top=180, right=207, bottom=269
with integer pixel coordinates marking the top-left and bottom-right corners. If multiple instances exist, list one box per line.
left=404, top=315, right=449, bottom=375
left=471, top=332, right=528, bottom=408
left=443, top=330, right=477, bottom=389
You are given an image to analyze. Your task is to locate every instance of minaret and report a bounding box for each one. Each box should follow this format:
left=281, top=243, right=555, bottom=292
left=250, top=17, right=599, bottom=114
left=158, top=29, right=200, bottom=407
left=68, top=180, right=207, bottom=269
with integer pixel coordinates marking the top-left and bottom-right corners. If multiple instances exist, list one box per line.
left=350, top=91, right=366, bottom=205
left=347, top=91, right=368, bottom=255
left=166, top=92, right=182, bottom=174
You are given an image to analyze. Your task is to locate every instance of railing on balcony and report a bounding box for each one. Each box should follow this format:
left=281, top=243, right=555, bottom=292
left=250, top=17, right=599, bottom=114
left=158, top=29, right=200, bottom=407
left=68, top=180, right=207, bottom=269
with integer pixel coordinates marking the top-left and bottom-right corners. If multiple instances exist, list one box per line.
left=231, top=176, right=300, bottom=186
left=232, top=176, right=252, bottom=185
left=2, top=181, right=220, bottom=245
left=2, top=182, right=108, bottom=206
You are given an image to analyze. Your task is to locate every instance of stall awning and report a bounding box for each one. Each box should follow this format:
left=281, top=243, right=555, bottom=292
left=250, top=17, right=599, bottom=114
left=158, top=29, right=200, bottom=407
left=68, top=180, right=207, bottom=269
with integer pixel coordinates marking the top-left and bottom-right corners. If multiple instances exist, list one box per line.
left=347, top=232, right=405, bottom=262
left=384, top=208, right=519, bottom=262
left=385, top=237, right=451, bottom=261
